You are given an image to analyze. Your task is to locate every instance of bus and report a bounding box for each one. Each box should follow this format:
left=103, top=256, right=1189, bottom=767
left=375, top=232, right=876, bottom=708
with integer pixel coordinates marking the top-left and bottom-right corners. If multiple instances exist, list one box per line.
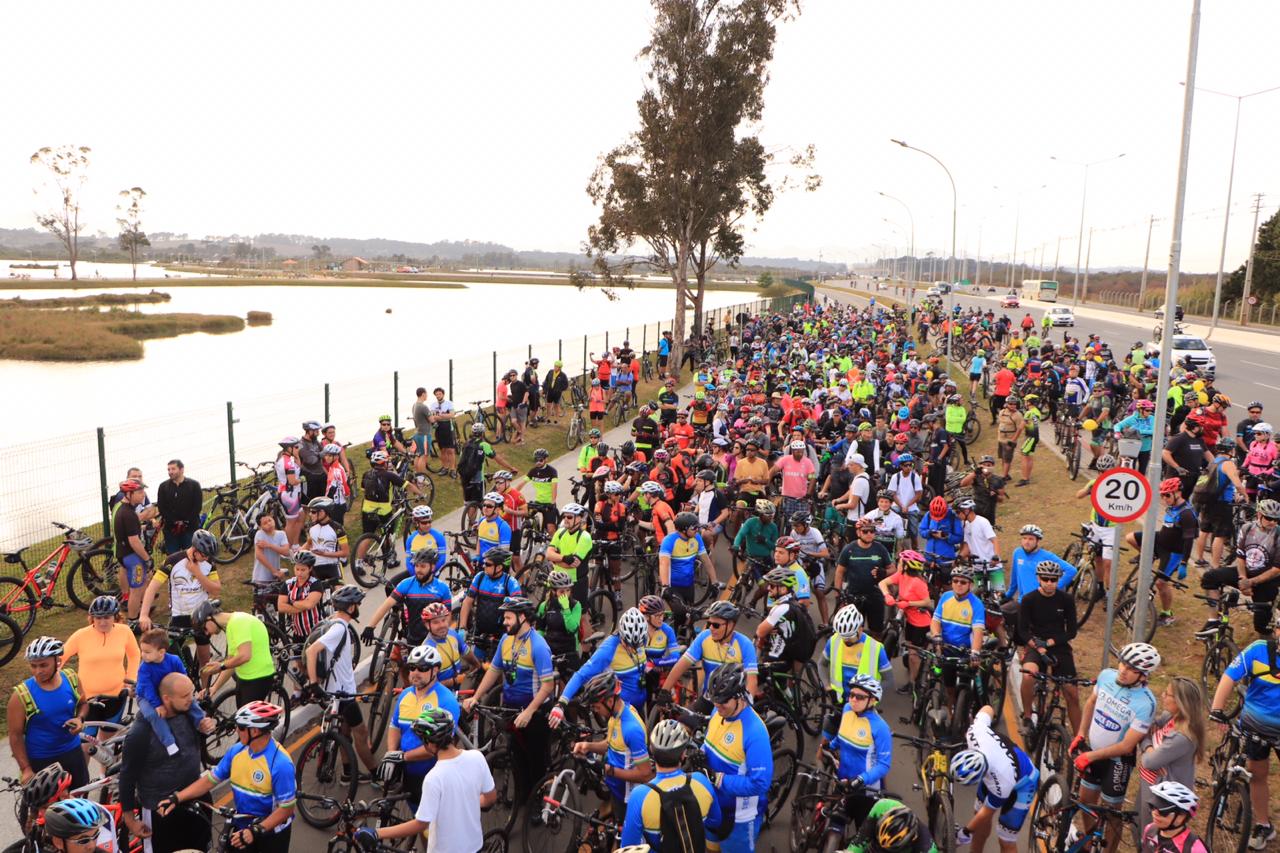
left=1020, top=279, right=1059, bottom=303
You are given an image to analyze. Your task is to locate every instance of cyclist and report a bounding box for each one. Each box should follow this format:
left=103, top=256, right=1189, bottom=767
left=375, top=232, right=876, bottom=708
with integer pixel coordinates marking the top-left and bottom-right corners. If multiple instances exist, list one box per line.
left=403, top=504, right=448, bottom=571
left=834, top=518, right=895, bottom=640
left=637, top=594, right=678, bottom=666
left=421, top=601, right=481, bottom=690
left=7, top=637, right=88, bottom=789
left=381, top=644, right=460, bottom=812
left=702, top=663, right=772, bottom=853
left=527, top=448, right=561, bottom=536
left=929, top=564, right=986, bottom=706
left=304, top=586, right=378, bottom=780
left=968, top=348, right=987, bottom=399
left=1122, top=478, right=1197, bottom=627
left=862, top=489, right=907, bottom=553
left=755, top=567, right=818, bottom=676
left=1005, top=523, right=1076, bottom=604
left=952, top=704, right=1038, bottom=853
left=1189, top=433, right=1249, bottom=573
left=41, top=798, right=114, bottom=853
left=475, top=490, right=513, bottom=562
left=761, top=535, right=812, bottom=609
left=1072, top=642, right=1160, bottom=847
left=193, top=599, right=275, bottom=706
left=918, top=496, right=963, bottom=568
left=136, top=528, right=221, bottom=671
left=1140, top=781, right=1207, bottom=853
left=274, top=550, right=326, bottom=642
left=595, top=480, right=630, bottom=595
left=492, top=470, right=528, bottom=573
left=536, top=569, right=585, bottom=681
left=554, top=608, right=650, bottom=717
left=578, top=428, right=604, bottom=473
left=817, top=672, right=893, bottom=828
left=660, top=600, right=759, bottom=712
left=877, top=550, right=934, bottom=691
left=620, top=718, right=721, bottom=850
left=113, top=477, right=153, bottom=622
left=636, top=480, right=677, bottom=547
left=660, top=511, right=720, bottom=606
left=563, top=670, right=654, bottom=821
left=302, top=496, right=349, bottom=584
left=1200, top=498, right=1280, bottom=637
left=458, top=546, right=522, bottom=662
left=158, top=701, right=294, bottom=852
left=546, top=502, right=594, bottom=616
left=824, top=604, right=893, bottom=701
left=358, top=449, right=421, bottom=539
left=844, top=801, right=934, bottom=853
left=733, top=498, right=780, bottom=587
left=363, top=545, right=452, bottom=651
left=1016, top=560, right=1082, bottom=734
left=60, top=595, right=139, bottom=729
left=1074, top=454, right=1119, bottom=598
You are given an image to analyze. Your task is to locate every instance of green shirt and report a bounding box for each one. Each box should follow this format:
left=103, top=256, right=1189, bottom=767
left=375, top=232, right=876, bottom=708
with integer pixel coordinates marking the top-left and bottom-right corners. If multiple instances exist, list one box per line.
left=733, top=516, right=779, bottom=560
left=549, top=528, right=594, bottom=580
left=577, top=444, right=599, bottom=472
left=944, top=404, right=967, bottom=435
left=225, top=612, right=274, bottom=681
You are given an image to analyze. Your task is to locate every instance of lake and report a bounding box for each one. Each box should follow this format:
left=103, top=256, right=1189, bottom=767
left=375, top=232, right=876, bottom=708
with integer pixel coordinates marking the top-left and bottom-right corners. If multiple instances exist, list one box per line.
left=1, top=259, right=203, bottom=280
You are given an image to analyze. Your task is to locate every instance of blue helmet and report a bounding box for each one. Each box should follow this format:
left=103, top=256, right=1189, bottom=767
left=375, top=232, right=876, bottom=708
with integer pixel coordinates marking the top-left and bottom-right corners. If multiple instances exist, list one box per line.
left=897, top=407, right=910, bottom=420
left=897, top=453, right=915, bottom=466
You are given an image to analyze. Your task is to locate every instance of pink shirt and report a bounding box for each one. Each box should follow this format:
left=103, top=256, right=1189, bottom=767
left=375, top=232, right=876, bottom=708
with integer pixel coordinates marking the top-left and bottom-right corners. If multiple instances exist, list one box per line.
left=776, top=455, right=815, bottom=500
left=1245, top=440, right=1278, bottom=476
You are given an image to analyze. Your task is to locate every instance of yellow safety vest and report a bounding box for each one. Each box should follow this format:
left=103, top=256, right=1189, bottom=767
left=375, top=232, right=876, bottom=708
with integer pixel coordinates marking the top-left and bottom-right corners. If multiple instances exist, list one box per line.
left=827, top=634, right=885, bottom=699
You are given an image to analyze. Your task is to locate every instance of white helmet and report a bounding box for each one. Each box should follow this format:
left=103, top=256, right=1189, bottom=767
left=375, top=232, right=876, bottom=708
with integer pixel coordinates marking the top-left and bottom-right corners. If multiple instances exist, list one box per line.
left=638, top=482, right=664, bottom=496
left=618, top=608, right=649, bottom=648
left=649, top=718, right=692, bottom=753
left=1255, top=422, right=1274, bottom=434
left=411, top=505, right=434, bottom=521
left=789, top=440, right=806, bottom=451
left=25, top=636, right=64, bottom=660
left=483, top=492, right=504, bottom=505
left=1149, top=780, right=1198, bottom=816
left=832, top=604, right=865, bottom=640
left=406, top=644, right=442, bottom=669
left=370, top=450, right=389, bottom=464
left=950, top=749, right=987, bottom=785
left=1019, top=524, right=1044, bottom=539
left=848, top=674, right=882, bottom=703
left=604, top=481, right=625, bottom=495
left=562, top=502, right=588, bottom=516
left=1118, top=642, right=1161, bottom=675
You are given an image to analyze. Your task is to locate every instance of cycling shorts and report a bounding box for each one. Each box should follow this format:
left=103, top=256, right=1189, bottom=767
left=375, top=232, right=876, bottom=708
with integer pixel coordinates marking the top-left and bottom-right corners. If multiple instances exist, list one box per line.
left=1079, top=755, right=1135, bottom=804
left=1239, top=717, right=1280, bottom=762
left=1089, top=524, right=1115, bottom=561
left=122, top=553, right=149, bottom=589
left=975, top=770, right=1039, bottom=842
left=1195, top=500, right=1234, bottom=539
left=1020, top=436, right=1038, bottom=455
left=1021, top=644, right=1077, bottom=679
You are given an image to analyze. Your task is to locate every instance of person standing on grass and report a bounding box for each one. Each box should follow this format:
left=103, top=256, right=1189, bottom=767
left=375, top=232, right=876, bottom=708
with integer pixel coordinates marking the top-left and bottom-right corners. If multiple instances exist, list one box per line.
left=299, top=420, right=326, bottom=500
left=412, top=387, right=434, bottom=473
left=156, top=459, right=201, bottom=555
left=428, top=387, right=458, bottom=476
left=273, top=438, right=305, bottom=545
left=114, top=478, right=153, bottom=622
left=253, top=513, right=290, bottom=584
left=1136, top=677, right=1205, bottom=829
left=524, top=357, right=542, bottom=423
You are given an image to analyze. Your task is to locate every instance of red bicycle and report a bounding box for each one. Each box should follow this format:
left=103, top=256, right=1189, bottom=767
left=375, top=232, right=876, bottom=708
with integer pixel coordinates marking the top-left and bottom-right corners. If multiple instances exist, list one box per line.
left=0, top=521, right=120, bottom=640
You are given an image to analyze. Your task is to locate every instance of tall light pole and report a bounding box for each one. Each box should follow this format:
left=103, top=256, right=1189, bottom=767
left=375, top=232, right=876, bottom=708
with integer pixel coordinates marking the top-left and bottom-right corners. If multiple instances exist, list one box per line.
left=993, top=184, right=1046, bottom=290
left=891, top=139, right=957, bottom=364
left=878, top=191, right=916, bottom=290
left=1181, top=82, right=1280, bottom=333
left=1052, top=152, right=1126, bottom=305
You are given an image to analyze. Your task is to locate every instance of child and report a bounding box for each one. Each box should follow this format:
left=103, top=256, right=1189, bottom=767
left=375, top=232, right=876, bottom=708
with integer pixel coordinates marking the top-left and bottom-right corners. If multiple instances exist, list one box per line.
left=136, top=627, right=206, bottom=755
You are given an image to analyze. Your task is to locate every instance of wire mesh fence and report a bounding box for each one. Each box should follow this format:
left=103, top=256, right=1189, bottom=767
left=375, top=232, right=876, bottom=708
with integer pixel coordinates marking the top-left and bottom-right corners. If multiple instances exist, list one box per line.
left=0, top=294, right=804, bottom=551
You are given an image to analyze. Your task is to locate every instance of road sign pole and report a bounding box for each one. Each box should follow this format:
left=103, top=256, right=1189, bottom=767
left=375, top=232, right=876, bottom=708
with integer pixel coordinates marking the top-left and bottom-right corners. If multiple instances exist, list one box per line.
left=1099, top=519, right=1125, bottom=671
left=1091, top=468, right=1154, bottom=662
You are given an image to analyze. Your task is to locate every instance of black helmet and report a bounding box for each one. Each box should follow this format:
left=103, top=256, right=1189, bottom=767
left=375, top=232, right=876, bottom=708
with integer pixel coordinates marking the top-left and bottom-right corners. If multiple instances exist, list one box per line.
left=706, top=662, right=747, bottom=703
left=499, top=596, right=536, bottom=617
left=871, top=803, right=920, bottom=852
left=789, top=511, right=812, bottom=526
left=705, top=600, right=740, bottom=623
left=577, top=670, right=619, bottom=705
left=674, top=512, right=699, bottom=532
left=191, top=529, right=219, bottom=559
left=411, top=706, right=456, bottom=746
left=331, top=585, right=366, bottom=613
left=88, top=595, right=120, bottom=618
left=620, top=441, right=636, bottom=456
left=292, top=549, right=317, bottom=567
left=484, top=547, right=513, bottom=567
left=695, top=468, right=717, bottom=482
left=191, top=599, right=221, bottom=627
left=695, top=453, right=715, bottom=471
left=534, top=448, right=549, bottom=461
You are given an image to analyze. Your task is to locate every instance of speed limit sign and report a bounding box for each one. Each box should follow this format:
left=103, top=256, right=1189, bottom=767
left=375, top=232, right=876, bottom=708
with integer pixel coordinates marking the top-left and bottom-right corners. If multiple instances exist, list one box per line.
left=1091, top=467, right=1152, bottom=524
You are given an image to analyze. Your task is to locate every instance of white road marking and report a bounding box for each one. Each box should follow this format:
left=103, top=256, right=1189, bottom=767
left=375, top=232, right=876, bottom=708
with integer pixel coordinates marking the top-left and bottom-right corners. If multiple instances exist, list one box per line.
left=1244, top=360, right=1276, bottom=369
left=1256, top=383, right=1280, bottom=392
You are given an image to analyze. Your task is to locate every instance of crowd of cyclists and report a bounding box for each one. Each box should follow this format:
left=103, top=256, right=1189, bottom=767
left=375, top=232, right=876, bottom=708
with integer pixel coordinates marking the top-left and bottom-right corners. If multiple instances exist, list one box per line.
left=9, top=287, right=1280, bottom=853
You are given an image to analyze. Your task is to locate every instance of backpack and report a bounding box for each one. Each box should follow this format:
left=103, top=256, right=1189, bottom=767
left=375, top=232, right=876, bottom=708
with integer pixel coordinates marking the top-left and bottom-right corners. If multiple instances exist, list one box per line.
left=457, top=439, right=485, bottom=482
left=642, top=775, right=706, bottom=853
left=1192, top=455, right=1226, bottom=502
left=305, top=618, right=357, bottom=683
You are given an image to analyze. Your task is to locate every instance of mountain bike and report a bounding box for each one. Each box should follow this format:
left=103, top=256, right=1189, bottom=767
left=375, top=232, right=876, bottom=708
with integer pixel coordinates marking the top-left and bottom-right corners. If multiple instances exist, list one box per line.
left=1062, top=523, right=1108, bottom=629
left=565, top=404, right=586, bottom=450
left=524, top=749, right=620, bottom=853
left=1195, top=586, right=1256, bottom=720
left=351, top=495, right=431, bottom=589
left=759, top=651, right=831, bottom=738
left=205, top=484, right=285, bottom=564
left=302, top=792, right=415, bottom=852
left=464, top=399, right=506, bottom=444
left=295, top=690, right=381, bottom=829
left=1204, top=719, right=1275, bottom=853
left=1112, top=568, right=1188, bottom=651
left=893, top=732, right=964, bottom=853
left=1020, top=662, right=1094, bottom=779
left=1029, top=772, right=1140, bottom=852
left=791, top=757, right=902, bottom=853
left=1061, top=416, right=1083, bottom=479
left=605, top=392, right=632, bottom=428
left=0, top=521, right=118, bottom=641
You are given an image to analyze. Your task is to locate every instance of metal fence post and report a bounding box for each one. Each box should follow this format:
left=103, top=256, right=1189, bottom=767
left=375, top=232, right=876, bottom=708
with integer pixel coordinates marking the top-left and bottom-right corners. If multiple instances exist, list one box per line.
left=605, top=330, right=610, bottom=351
left=96, top=427, right=109, bottom=534
left=492, top=352, right=498, bottom=402
left=582, top=335, right=588, bottom=391
left=448, top=359, right=454, bottom=401
left=226, top=402, right=238, bottom=485
left=558, top=339, right=563, bottom=361
left=324, top=383, right=330, bottom=422
left=528, top=344, right=532, bottom=362
left=393, top=370, right=399, bottom=421
left=642, top=324, right=647, bottom=360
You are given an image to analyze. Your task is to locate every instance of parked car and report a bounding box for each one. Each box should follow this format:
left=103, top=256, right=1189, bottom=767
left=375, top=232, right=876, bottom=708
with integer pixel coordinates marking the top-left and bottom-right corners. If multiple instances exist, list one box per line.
left=1170, top=334, right=1216, bottom=378
left=1000, top=294, right=1020, bottom=308
left=1046, top=306, right=1075, bottom=326
left=926, top=285, right=942, bottom=298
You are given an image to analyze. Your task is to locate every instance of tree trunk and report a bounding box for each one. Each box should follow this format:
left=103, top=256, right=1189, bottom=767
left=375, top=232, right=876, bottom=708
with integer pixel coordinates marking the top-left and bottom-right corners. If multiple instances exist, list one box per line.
left=691, top=272, right=706, bottom=337
left=669, top=243, right=691, bottom=380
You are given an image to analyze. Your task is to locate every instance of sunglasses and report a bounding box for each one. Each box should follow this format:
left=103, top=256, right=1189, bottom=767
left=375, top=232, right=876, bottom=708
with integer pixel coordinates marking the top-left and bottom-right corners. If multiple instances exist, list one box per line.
left=951, top=578, right=972, bottom=585
left=408, top=664, right=437, bottom=673
left=849, top=692, right=873, bottom=702
left=707, top=621, right=727, bottom=629
left=482, top=503, right=498, bottom=509
left=67, top=834, right=99, bottom=847
left=1152, top=804, right=1184, bottom=817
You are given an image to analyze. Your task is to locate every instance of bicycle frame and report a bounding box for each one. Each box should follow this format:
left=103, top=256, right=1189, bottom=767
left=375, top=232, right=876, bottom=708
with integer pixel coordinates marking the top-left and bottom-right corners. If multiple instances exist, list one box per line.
left=3, top=540, right=74, bottom=604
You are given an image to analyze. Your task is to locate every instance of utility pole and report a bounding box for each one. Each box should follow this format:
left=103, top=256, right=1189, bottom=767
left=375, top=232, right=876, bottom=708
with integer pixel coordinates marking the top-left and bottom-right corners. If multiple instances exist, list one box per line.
left=1137, top=215, right=1156, bottom=312
left=975, top=225, right=983, bottom=288
left=1051, top=236, right=1061, bottom=281
left=1240, top=192, right=1265, bottom=326
left=1081, top=227, right=1094, bottom=303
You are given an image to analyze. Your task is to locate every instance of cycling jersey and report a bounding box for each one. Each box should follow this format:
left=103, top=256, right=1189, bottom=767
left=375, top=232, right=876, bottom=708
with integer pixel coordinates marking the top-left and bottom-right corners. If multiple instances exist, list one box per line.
left=659, top=531, right=707, bottom=588
left=152, top=554, right=219, bottom=617
left=391, top=576, right=452, bottom=644
left=1087, top=668, right=1156, bottom=750
left=475, top=515, right=512, bottom=559
left=646, top=622, right=679, bottom=664
left=308, top=521, right=347, bottom=576
left=548, top=528, right=593, bottom=581
left=967, top=709, right=1037, bottom=806
left=1227, top=639, right=1280, bottom=729
left=527, top=464, right=558, bottom=504
left=703, top=702, right=772, bottom=825
left=1007, top=547, right=1076, bottom=601
left=493, top=627, right=554, bottom=706
left=933, top=590, right=985, bottom=648
left=683, top=629, right=759, bottom=692
left=465, top=571, right=522, bottom=637
left=603, top=702, right=649, bottom=801
left=822, top=704, right=892, bottom=788
left=403, top=527, right=448, bottom=570
left=205, top=738, right=296, bottom=827
left=423, top=628, right=471, bottom=684
left=283, top=576, right=324, bottom=638
left=1139, top=826, right=1209, bottom=853
left=360, top=468, right=405, bottom=514
left=391, top=681, right=460, bottom=774
left=13, top=670, right=82, bottom=759
left=621, top=769, right=721, bottom=849
left=562, top=636, right=648, bottom=708
left=824, top=633, right=890, bottom=700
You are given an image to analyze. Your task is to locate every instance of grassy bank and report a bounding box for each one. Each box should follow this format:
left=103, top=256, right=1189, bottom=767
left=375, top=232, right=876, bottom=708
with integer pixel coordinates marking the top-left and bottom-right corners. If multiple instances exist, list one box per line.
left=0, top=276, right=468, bottom=291
left=0, top=307, right=247, bottom=360
left=2, top=292, right=172, bottom=308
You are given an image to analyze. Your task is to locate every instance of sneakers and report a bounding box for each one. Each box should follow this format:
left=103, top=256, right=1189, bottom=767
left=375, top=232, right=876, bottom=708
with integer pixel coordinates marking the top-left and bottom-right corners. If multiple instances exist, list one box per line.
left=1087, top=460, right=1098, bottom=471
left=1157, top=611, right=1176, bottom=628
left=1195, top=619, right=1222, bottom=640
left=1250, top=823, right=1277, bottom=850
left=895, top=682, right=912, bottom=696
left=1016, top=480, right=1030, bottom=487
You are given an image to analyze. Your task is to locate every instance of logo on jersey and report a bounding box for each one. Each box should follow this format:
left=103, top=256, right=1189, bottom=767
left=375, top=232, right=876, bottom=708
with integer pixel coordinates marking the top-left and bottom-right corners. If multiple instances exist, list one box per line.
left=252, top=769, right=266, bottom=783
left=723, top=732, right=735, bottom=745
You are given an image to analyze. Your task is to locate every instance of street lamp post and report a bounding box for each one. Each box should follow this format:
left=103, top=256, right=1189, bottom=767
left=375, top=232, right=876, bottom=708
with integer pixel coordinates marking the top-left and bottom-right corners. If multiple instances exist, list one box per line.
left=891, top=139, right=957, bottom=364
left=878, top=192, right=916, bottom=293
left=1051, top=153, right=1126, bottom=306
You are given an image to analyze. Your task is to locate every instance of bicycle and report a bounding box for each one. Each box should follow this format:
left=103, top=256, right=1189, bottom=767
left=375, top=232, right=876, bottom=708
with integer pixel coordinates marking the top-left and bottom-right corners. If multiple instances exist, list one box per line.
left=605, top=392, right=632, bottom=428
left=1062, top=523, right=1109, bottom=629
left=1195, top=586, right=1256, bottom=720
left=892, top=732, right=964, bottom=853
left=0, top=521, right=119, bottom=640
left=1203, top=719, right=1277, bottom=853
left=564, top=404, right=586, bottom=450
left=295, top=690, right=382, bottom=828
left=205, top=480, right=285, bottom=564
left=1020, top=662, right=1094, bottom=779
left=1061, top=415, right=1083, bottom=480
left=181, top=798, right=258, bottom=853
left=790, top=757, right=903, bottom=853
left=758, top=651, right=830, bottom=739
left=900, top=644, right=955, bottom=740
left=296, top=792, right=414, bottom=852
left=1112, top=567, right=1189, bottom=650
left=524, top=749, right=620, bottom=853
left=351, top=496, right=427, bottom=589
left=464, top=399, right=507, bottom=444
left=1029, top=772, right=1140, bottom=852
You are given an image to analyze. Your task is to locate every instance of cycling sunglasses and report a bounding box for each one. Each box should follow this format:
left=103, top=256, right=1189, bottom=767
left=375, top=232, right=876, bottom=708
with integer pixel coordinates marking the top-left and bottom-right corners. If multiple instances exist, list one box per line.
left=482, top=503, right=499, bottom=509
left=707, top=620, right=727, bottom=629
left=408, top=664, right=437, bottom=673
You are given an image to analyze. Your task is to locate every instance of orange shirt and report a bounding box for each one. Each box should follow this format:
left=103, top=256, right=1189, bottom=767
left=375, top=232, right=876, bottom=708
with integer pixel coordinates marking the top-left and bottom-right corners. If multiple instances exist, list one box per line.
left=61, top=623, right=140, bottom=697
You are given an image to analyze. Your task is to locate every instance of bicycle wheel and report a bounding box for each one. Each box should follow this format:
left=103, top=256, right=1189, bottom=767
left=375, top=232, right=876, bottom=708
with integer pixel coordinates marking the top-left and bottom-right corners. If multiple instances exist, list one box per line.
left=439, top=559, right=472, bottom=595
left=796, top=662, right=828, bottom=738
left=1115, top=590, right=1156, bottom=647
left=413, top=473, right=435, bottom=507
left=0, top=612, right=22, bottom=665
left=201, top=686, right=243, bottom=766
left=926, top=791, right=956, bottom=853
left=755, top=697, right=804, bottom=759
left=950, top=686, right=973, bottom=740
left=365, top=668, right=396, bottom=754
left=1038, top=721, right=1070, bottom=778
left=296, top=730, right=359, bottom=828
left=66, top=548, right=120, bottom=610
left=485, top=412, right=505, bottom=444
left=0, top=577, right=37, bottom=638
left=1067, top=440, right=1082, bottom=480
left=766, top=747, right=797, bottom=826
left=1201, top=640, right=1243, bottom=719
left=1028, top=773, right=1070, bottom=853
left=923, top=681, right=951, bottom=740
left=366, top=615, right=400, bottom=689
left=1205, top=774, right=1252, bottom=853
left=564, top=419, right=581, bottom=451
left=524, top=769, right=581, bottom=853
left=205, top=514, right=251, bottom=564
left=481, top=830, right=508, bottom=853
left=1068, top=555, right=1098, bottom=629
left=586, top=589, right=617, bottom=634
left=482, top=748, right=519, bottom=834
left=351, top=533, right=391, bottom=589
left=962, top=415, right=981, bottom=444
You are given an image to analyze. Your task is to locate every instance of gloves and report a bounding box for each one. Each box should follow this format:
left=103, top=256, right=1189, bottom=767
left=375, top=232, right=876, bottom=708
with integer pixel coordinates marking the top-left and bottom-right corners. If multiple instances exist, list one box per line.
left=653, top=689, right=674, bottom=706
left=156, top=793, right=179, bottom=816
left=302, top=683, right=325, bottom=704
left=549, top=704, right=566, bottom=727
left=1209, top=709, right=1229, bottom=724
left=1069, top=734, right=1086, bottom=755
left=361, top=626, right=376, bottom=646
left=842, top=777, right=865, bottom=794
left=883, top=595, right=896, bottom=607
left=353, top=827, right=380, bottom=851
left=956, top=826, right=973, bottom=846
left=1073, top=752, right=1092, bottom=774
left=376, top=751, right=403, bottom=784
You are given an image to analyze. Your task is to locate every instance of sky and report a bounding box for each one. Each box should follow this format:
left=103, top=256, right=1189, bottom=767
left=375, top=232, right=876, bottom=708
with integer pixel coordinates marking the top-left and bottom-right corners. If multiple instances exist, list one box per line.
left=2, top=1, right=1278, bottom=274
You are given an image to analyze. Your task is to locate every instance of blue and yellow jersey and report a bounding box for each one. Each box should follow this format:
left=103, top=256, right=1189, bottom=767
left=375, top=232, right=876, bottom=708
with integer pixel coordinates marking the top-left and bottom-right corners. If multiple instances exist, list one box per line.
left=604, top=703, right=650, bottom=801
left=391, top=682, right=460, bottom=774
left=933, top=590, right=985, bottom=648
left=621, top=769, right=721, bottom=848
left=659, top=531, right=706, bottom=588
left=703, top=703, right=773, bottom=823
left=476, top=516, right=512, bottom=558
left=563, top=635, right=648, bottom=708
left=403, top=527, right=447, bottom=569
left=646, top=622, right=679, bottom=665
left=822, top=705, right=892, bottom=787
left=494, top=628, right=554, bottom=705
left=424, top=629, right=470, bottom=684
left=206, top=738, right=296, bottom=824
left=1228, top=641, right=1280, bottom=727
left=683, top=629, right=758, bottom=693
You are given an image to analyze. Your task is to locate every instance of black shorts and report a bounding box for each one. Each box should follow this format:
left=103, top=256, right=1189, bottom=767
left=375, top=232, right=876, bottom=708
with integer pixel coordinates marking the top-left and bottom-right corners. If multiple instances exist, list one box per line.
left=509, top=528, right=523, bottom=558
left=1240, top=718, right=1280, bottom=761
left=1195, top=500, right=1235, bottom=539
left=903, top=623, right=930, bottom=649
left=338, top=698, right=364, bottom=728
left=1202, top=568, right=1280, bottom=633
left=434, top=425, right=456, bottom=450
left=463, top=481, right=485, bottom=504
left=168, top=613, right=211, bottom=647
left=1021, top=644, right=1078, bottom=679
left=1080, top=755, right=1135, bottom=804
left=844, top=589, right=885, bottom=634
left=530, top=503, right=559, bottom=528
left=235, top=675, right=275, bottom=707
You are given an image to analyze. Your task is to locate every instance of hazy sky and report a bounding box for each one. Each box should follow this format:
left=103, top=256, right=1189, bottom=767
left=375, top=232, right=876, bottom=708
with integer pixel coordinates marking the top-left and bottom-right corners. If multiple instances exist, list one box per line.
left=2, top=1, right=1278, bottom=273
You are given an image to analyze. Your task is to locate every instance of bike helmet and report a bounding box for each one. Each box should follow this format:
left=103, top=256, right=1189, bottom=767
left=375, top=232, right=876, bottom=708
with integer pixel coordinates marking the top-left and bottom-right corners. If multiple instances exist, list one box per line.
left=854, top=517, right=877, bottom=533
left=411, top=705, right=456, bottom=746
left=789, top=440, right=807, bottom=452
left=234, top=700, right=284, bottom=731
left=638, top=595, right=665, bottom=615
left=578, top=670, right=620, bottom=705
left=1257, top=500, right=1280, bottom=521
left=620, top=441, right=636, bottom=456
left=421, top=602, right=451, bottom=623
left=1096, top=454, right=1117, bottom=471
left=482, top=491, right=504, bottom=506
left=1136, top=399, right=1156, bottom=411
left=191, top=529, right=219, bottom=559
left=412, top=546, right=439, bottom=566
left=956, top=498, right=976, bottom=512
left=1019, top=524, right=1043, bottom=539
left=833, top=605, right=865, bottom=640
left=1248, top=401, right=1265, bottom=411
left=484, top=547, right=513, bottom=567
left=1035, top=560, right=1063, bottom=581
left=498, top=595, right=536, bottom=617
left=695, top=469, right=717, bottom=483
left=775, top=535, right=801, bottom=552
left=674, top=512, right=699, bottom=533
left=302, top=420, right=322, bottom=431
left=42, top=798, right=108, bottom=839
left=876, top=489, right=895, bottom=502
left=789, top=511, right=813, bottom=526
left=370, top=450, right=389, bottom=465
left=639, top=481, right=664, bottom=496
left=762, top=567, right=798, bottom=588
left=1118, top=641, right=1161, bottom=674
left=1213, top=393, right=1231, bottom=407
left=118, top=478, right=146, bottom=494
left=897, top=453, right=915, bottom=466
left=950, top=749, right=987, bottom=785
left=22, top=763, right=72, bottom=810
left=618, top=608, right=649, bottom=648
left=928, top=496, right=948, bottom=519
left=899, top=550, right=925, bottom=572
left=307, top=496, right=334, bottom=513
left=1256, top=422, right=1274, bottom=434
left=406, top=643, right=443, bottom=670
left=534, top=448, right=549, bottom=461
left=322, top=442, right=343, bottom=456
left=754, top=498, right=776, bottom=515
left=1215, top=433, right=1236, bottom=450
left=331, top=585, right=366, bottom=613
left=561, top=503, right=588, bottom=517
left=1149, top=780, right=1198, bottom=817
left=1159, top=477, right=1183, bottom=495
left=706, top=662, right=747, bottom=703
left=411, top=505, right=434, bottom=521
left=88, top=595, right=120, bottom=618
left=871, top=804, right=920, bottom=852
left=947, top=394, right=962, bottom=405
left=190, top=599, right=221, bottom=627
left=649, top=718, right=692, bottom=757
left=492, top=470, right=514, bottom=482
left=848, top=673, right=883, bottom=703
left=471, top=422, right=486, bottom=436
left=652, top=449, right=671, bottom=463
left=705, top=600, right=740, bottom=623
left=604, top=480, right=625, bottom=495
left=290, top=549, right=316, bottom=569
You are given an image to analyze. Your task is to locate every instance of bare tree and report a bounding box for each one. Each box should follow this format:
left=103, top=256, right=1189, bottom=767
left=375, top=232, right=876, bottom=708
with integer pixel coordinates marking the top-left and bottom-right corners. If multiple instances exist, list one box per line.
left=30, top=145, right=92, bottom=281
left=116, top=187, right=149, bottom=282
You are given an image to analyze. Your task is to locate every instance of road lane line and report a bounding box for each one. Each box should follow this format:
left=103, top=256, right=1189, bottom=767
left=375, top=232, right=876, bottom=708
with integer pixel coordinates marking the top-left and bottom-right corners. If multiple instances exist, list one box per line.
left=1244, top=360, right=1277, bottom=369
left=1257, top=383, right=1280, bottom=392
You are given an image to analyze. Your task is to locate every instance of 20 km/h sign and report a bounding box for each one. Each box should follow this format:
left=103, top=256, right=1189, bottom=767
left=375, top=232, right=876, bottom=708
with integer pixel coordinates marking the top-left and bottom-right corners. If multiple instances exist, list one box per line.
left=1091, top=467, right=1152, bottom=524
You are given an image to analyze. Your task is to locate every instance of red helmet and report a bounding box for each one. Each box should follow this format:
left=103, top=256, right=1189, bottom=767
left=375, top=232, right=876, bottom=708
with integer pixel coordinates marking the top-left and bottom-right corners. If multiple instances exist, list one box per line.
left=929, top=496, right=949, bottom=519
left=421, top=602, right=451, bottom=623
left=1159, top=477, right=1183, bottom=496
left=119, top=479, right=146, bottom=494
left=775, top=536, right=801, bottom=552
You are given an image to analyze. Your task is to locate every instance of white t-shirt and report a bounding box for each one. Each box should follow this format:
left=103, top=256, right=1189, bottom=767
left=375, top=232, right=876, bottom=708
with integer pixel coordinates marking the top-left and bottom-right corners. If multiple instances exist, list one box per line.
left=317, top=619, right=356, bottom=695
left=417, top=749, right=495, bottom=853
left=164, top=556, right=215, bottom=617
left=789, top=526, right=826, bottom=557
left=863, top=507, right=906, bottom=542
left=963, top=515, right=999, bottom=563
left=309, top=522, right=341, bottom=569
left=843, top=472, right=871, bottom=521
left=887, top=471, right=923, bottom=515
left=253, top=529, right=289, bottom=583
